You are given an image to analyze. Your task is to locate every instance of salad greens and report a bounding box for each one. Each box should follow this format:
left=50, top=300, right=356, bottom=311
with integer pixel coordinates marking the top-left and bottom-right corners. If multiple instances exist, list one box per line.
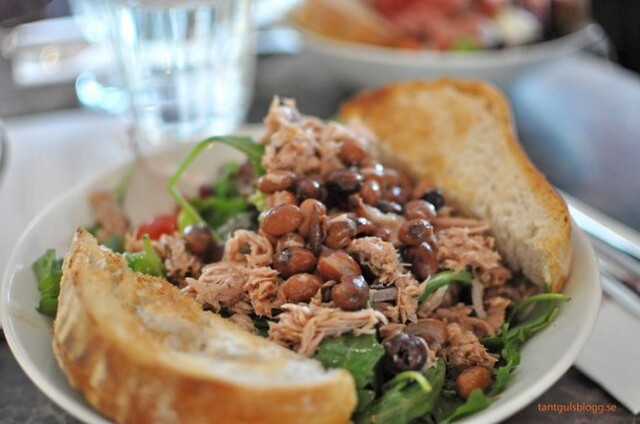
left=418, top=270, right=473, bottom=301
left=428, top=389, right=494, bottom=424
left=356, top=359, right=446, bottom=424
left=32, top=249, right=63, bottom=318
left=190, top=162, right=251, bottom=230
left=168, top=136, right=264, bottom=232
left=123, top=235, right=164, bottom=277
left=482, top=291, right=570, bottom=395
left=315, top=334, right=385, bottom=412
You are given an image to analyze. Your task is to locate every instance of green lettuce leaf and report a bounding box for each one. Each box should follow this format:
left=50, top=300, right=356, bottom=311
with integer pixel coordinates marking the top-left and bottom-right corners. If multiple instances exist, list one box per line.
left=355, top=359, right=446, bottom=424
left=32, top=249, right=63, bottom=318
left=123, top=235, right=164, bottom=277
left=418, top=270, right=473, bottom=301
left=315, top=334, right=385, bottom=390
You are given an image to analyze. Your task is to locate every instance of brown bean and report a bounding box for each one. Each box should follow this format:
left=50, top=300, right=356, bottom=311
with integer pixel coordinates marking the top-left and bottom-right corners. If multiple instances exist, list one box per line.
left=374, top=228, right=391, bottom=241
left=380, top=169, right=401, bottom=187
left=355, top=217, right=376, bottom=236
left=325, top=169, right=363, bottom=194
left=404, top=200, right=437, bottom=221
left=331, top=275, right=369, bottom=311
left=281, top=273, right=322, bottom=303
left=360, top=163, right=385, bottom=181
left=257, top=170, right=296, bottom=194
left=295, top=176, right=327, bottom=202
left=273, top=247, right=317, bottom=278
left=406, top=319, right=448, bottom=347
left=183, top=223, right=215, bottom=256
left=307, top=207, right=325, bottom=255
left=360, top=179, right=382, bottom=205
left=377, top=200, right=403, bottom=215
left=299, top=198, right=327, bottom=238
left=339, top=137, right=367, bottom=165
left=261, top=204, right=303, bottom=236
left=398, top=219, right=434, bottom=246
left=384, top=184, right=410, bottom=204
left=276, top=233, right=305, bottom=253
left=265, top=191, right=297, bottom=209
left=402, top=242, right=438, bottom=280
left=317, top=250, right=362, bottom=280
left=325, top=217, right=357, bottom=249
left=456, top=366, right=492, bottom=400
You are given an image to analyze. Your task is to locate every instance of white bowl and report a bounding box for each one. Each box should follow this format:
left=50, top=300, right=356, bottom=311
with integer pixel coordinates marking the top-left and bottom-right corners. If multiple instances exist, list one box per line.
left=1, top=135, right=601, bottom=423
left=296, top=23, right=603, bottom=90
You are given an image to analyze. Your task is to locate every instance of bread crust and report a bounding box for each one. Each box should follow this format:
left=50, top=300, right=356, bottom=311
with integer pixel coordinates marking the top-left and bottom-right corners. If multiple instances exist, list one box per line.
left=53, top=228, right=356, bottom=424
left=339, top=79, right=572, bottom=292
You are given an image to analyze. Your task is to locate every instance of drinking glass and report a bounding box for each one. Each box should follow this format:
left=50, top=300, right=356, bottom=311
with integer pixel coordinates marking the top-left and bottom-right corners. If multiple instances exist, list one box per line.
left=103, top=0, right=256, bottom=148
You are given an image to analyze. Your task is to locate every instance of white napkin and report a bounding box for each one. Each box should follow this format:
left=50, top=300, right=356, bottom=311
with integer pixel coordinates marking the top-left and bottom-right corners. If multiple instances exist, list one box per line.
left=575, top=298, right=640, bottom=414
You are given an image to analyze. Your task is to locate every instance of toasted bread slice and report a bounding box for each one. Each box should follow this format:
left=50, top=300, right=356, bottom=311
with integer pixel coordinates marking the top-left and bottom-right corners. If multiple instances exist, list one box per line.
left=53, top=228, right=356, bottom=424
left=340, top=80, right=572, bottom=292
left=291, top=0, right=400, bottom=47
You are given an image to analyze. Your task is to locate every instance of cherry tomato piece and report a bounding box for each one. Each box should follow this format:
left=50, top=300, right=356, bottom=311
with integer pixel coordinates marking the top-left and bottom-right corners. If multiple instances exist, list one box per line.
left=136, top=213, right=178, bottom=240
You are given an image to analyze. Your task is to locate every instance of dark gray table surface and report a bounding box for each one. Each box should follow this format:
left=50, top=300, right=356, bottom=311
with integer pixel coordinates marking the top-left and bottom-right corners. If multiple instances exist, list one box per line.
left=1, top=49, right=639, bottom=423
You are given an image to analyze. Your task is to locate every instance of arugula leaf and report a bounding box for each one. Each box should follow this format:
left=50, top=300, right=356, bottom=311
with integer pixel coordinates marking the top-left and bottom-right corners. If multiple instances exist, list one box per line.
left=102, top=233, right=124, bottom=253
left=438, top=389, right=493, bottom=424
left=212, top=162, right=240, bottom=198
left=123, top=235, right=164, bottom=277
left=491, top=327, right=521, bottom=394
left=32, top=249, right=63, bottom=318
left=114, top=160, right=138, bottom=205
left=355, top=359, right=446, bottom=424
left=418, top=270, right=473, bottom=301
left=481, top=292, right=570, bottom=396
left=315, top=334, right=385, bottom=389
left=198, top=197, right=249, bottom=229
left=509, top=293, right=571, bottom=322
left=168, top=136, right=264, bottom=231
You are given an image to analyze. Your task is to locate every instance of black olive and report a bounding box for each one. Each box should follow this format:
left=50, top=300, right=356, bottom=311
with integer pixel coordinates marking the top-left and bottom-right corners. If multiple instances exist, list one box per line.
left=383, top=333, right=427, bottom=374
left=421, top=189, right=445, bottom=210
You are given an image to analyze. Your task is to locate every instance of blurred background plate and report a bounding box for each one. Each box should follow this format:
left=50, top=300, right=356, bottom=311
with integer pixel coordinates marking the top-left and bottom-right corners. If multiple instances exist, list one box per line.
left=294, top=23, right=603, bottom=91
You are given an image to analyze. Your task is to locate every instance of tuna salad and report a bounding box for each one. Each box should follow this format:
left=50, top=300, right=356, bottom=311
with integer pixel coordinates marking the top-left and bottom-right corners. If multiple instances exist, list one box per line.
left=33, top=98, right=570, bottom=423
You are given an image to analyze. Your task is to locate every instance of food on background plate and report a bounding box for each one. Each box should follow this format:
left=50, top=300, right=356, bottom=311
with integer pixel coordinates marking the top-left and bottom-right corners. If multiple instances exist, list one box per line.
left=39, top=79, right=572, bottom=423
left=292, top=0, right=587, bottom=51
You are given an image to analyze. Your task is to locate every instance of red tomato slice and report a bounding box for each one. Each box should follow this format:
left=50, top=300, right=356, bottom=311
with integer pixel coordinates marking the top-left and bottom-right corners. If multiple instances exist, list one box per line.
left=136, top=213, right=178, bottom=240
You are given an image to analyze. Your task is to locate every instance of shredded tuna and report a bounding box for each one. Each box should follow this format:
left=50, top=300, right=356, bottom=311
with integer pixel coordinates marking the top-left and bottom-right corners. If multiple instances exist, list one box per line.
left=268, top=304, right=387, bottom=356
left=243, top=267, right=283, bottom=317
left=431, top=303, right=495, bottom=337
left=379, top=323, right=406, bottom=342
left=185, top=261, right=283, bottom=318
left=347, top=237, right=422, bottom=323
left=484, top=296, right=511, bottom=333
left=436, top=227, right=512, bottom=286
left=229, top=313, right=256, bottom=334
left=158, top=234, right=202, bottom=285
left=261, top=97, right=375, bottom=178
left=223, top=229, right=273, bottom=267
left=185, top=262, right=250, bottom=311
left=88, top=191, right=129, bottom=242
left=485, top=279, right=541, bottom=305
left=444, top=323, right=497, bottom=371
left=347, top=237, right=407, bottom=285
